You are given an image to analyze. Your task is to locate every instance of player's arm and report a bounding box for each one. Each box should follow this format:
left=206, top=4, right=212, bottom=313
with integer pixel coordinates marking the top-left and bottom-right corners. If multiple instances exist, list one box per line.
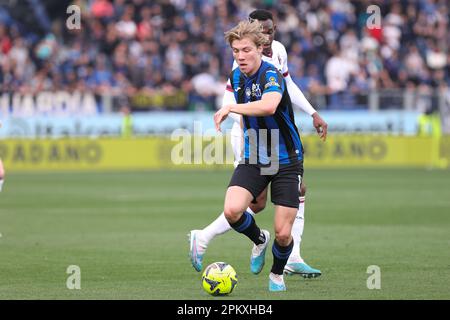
left=280, top=43, right=328, bottom=141
left=229, top=92, right=280, bottom=116
left=214, top=92, right=281, bottom=131
left=285, top=74, right=328, bottom=141
left=284, top=73, right=316, bottom=115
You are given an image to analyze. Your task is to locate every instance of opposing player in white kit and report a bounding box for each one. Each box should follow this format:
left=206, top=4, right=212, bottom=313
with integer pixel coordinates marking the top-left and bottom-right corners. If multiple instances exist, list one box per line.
left=189, top=9, right=328, bottom=277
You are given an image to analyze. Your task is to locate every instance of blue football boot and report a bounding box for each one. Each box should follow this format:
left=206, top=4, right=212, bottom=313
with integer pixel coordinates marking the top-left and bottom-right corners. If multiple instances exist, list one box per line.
left=269, top=273, right=286, bottom=292
left=188, top=230, right=205, bottom=272
left=284, top=262, right=322, bottom=278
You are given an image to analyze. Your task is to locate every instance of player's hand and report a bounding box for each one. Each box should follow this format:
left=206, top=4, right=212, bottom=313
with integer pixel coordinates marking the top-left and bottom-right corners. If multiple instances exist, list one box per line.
left=214, top=105, right=231, bottom=132
left=312, top=112, right=328, bottom=141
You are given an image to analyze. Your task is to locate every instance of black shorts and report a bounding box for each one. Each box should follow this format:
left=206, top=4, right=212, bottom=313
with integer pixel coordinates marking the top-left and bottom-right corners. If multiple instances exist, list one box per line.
left=228, top=161, right=304, bottom=209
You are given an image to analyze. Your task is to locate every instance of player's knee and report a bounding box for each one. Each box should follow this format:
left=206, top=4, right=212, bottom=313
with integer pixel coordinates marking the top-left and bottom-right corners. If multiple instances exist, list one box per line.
left=223, top=208, right=235, bottom=222
left=300, top=183, right=307, bottom=197
left=224, top=205, right=243, bottom=224
left=249, top=201, right=265, bottom=214
left=274, top=231, right=291, bottom=246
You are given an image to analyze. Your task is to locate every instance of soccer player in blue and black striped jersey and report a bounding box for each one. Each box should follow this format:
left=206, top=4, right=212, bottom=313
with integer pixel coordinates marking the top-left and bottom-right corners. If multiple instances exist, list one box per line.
left=214, top=20, right=304, bottom=292
left=190, top=9, right=325, bottom=280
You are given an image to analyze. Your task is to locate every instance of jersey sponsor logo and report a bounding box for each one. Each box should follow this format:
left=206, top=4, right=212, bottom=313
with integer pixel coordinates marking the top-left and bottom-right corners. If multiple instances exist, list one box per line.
left=246, top=84, right=262, bottom=99
left=251, top=83, right=261, bottom=98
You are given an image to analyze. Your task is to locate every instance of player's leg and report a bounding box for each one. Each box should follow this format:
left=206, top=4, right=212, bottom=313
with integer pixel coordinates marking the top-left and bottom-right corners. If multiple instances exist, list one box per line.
left=188, top=187, right=268, bottom=272
left=248, top=187, right=267, bottom=213
left=223, top=186, right=254, bottom=223
left=224, top=185, right=270, bottom=274
left=285, top=181, right=322, bottom=278
left=225, top=164, right=271, bottom=274
left=189, top=126, right=244, bottom=271
left=268, top=163, right=300, bottom=291
left=269, top=204, right=296, bottom=291
left=0, top=159, right=5, bottom=192
left=188, top=130, right=268, bottom=272
left=289, top=182, right=306, bottom=263
left=199, top=187, right=267, bottom=246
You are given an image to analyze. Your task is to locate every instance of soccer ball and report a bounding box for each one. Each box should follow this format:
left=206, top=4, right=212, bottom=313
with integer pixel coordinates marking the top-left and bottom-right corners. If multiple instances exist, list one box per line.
left=201, top=262, right=238, bottom=296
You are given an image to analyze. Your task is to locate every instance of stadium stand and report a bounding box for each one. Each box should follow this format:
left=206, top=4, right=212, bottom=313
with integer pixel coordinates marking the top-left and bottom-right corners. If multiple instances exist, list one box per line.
left=0, top=0, right=448, bottom=112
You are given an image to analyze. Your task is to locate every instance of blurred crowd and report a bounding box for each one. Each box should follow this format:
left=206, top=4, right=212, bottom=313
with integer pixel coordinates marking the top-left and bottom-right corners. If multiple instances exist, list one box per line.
left=0, top=0, right=449, bottom=111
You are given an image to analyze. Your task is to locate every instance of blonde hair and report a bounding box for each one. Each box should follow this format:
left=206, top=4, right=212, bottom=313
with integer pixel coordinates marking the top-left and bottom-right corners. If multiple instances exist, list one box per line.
left=224, top=20, right=269, bottom=48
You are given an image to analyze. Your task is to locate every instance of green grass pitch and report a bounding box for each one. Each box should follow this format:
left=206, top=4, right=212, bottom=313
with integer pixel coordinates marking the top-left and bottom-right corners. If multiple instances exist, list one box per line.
left=0, top=168, right=449, bottom=299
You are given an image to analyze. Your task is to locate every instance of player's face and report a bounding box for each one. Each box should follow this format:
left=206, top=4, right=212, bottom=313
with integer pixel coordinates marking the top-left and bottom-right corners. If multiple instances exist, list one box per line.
left=257, top=19, right=275, bottom=53
left=231, top=37, right=263, bottom=77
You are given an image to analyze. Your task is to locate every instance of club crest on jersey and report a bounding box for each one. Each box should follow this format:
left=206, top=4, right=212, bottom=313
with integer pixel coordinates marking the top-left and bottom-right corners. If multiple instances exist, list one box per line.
left=246, top=87, right=251, bottom=98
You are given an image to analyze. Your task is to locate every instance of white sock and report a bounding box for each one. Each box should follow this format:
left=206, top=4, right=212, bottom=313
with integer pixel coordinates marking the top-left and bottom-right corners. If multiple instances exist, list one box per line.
left=201, top=207, right=255, bottom=245
left=0, top=179, right=3, bottom=192
left=289, top=196, right=305, bottom=263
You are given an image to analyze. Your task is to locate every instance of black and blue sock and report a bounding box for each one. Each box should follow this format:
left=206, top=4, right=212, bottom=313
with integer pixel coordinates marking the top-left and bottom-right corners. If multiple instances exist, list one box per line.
left=271, top=239, right=294, bottom=275
left=230, top=211, right=265, bottom=245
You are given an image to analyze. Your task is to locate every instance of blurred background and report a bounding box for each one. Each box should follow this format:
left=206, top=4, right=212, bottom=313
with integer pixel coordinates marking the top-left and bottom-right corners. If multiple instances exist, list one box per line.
left=0, top=0, right=449, bottom=169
